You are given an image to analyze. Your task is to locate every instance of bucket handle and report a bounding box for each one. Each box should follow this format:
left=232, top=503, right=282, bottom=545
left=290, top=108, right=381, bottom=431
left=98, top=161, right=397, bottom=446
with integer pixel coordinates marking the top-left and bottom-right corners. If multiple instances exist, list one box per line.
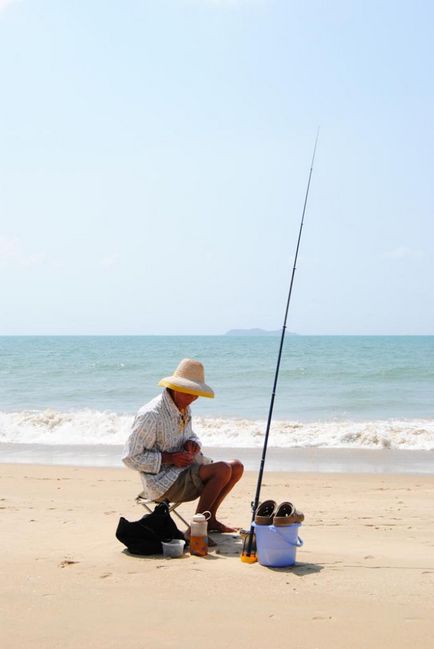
left=274, top=528, right=304, bottom=547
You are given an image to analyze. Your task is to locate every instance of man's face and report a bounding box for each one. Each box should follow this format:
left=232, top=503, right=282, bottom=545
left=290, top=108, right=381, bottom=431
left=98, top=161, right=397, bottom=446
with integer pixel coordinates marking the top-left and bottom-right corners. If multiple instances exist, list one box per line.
left=172, top=390, right=198, bottom=410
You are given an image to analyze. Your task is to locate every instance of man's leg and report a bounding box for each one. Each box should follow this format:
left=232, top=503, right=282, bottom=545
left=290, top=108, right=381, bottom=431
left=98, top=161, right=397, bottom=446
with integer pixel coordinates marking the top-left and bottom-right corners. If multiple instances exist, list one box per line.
left=197, top=460, right=244, bottom=533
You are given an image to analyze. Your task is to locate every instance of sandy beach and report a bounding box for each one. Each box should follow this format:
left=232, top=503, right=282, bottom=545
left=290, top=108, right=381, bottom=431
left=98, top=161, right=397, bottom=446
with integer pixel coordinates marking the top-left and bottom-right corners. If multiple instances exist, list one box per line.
left=1, top=463, right=433, bottom=649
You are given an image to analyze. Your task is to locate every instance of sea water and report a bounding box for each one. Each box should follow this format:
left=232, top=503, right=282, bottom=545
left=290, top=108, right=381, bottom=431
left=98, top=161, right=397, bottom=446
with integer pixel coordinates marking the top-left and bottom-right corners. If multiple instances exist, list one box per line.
left=1, top=336, right=433, bottom=454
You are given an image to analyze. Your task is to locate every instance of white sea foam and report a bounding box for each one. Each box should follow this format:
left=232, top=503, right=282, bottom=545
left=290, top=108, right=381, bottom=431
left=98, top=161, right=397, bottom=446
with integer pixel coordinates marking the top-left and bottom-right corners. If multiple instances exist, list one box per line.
left=0, top=409, right=132, bottom=446
left=1, top=409, right=434, bottom=450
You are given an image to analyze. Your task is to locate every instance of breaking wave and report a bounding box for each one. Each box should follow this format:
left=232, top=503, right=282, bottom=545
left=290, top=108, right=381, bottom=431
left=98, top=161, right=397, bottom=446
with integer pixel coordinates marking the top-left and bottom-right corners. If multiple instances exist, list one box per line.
left=1, top=409, right=434, bottom=450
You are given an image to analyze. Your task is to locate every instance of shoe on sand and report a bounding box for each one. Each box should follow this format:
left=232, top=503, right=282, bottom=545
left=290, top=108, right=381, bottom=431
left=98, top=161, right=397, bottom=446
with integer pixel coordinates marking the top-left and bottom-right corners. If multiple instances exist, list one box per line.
left=255, top=500, right=277, bottom=525
left=273, top=502, right=304, bottom=526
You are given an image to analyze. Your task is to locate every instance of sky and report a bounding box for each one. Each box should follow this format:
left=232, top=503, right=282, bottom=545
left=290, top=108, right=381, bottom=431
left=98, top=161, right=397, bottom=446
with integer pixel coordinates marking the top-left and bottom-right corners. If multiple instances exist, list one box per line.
left=1, top=0, right=433, bottom=335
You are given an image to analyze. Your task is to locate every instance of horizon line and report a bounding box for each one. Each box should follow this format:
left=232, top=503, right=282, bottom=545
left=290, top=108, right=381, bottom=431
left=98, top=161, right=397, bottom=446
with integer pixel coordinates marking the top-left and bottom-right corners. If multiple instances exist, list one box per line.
left=0, top=333, right=433, bottom=337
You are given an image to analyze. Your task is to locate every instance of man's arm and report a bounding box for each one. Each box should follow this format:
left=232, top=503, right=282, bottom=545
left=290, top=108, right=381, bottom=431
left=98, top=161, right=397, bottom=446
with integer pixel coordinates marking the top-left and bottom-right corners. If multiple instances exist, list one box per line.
left=122, top=412, right=162, bottom=474
left=161, top=450, right=195, bottom=467
left=184, top=426, right=202, bottom=455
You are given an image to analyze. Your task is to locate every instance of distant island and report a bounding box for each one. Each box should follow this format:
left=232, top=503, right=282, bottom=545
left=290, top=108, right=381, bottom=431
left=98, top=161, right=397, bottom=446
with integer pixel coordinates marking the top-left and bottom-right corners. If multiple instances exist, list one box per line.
left=224, top=328, right=297, bottom=336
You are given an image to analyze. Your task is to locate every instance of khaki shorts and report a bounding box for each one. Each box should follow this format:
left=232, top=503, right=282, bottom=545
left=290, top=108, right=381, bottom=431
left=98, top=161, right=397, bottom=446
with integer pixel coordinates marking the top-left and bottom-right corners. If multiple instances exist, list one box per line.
left=157, top=464, right=204, bottom=503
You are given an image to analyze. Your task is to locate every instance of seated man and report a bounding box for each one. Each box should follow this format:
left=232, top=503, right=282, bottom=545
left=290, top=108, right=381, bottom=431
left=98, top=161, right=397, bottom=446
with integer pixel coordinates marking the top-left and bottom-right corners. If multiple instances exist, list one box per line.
left=122, top=358, right=244, bottom=533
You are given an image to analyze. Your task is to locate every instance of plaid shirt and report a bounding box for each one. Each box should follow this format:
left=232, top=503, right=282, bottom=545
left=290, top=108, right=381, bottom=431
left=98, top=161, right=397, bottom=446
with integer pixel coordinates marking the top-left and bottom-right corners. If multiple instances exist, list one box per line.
left=122, top=389, right=201, bottom=500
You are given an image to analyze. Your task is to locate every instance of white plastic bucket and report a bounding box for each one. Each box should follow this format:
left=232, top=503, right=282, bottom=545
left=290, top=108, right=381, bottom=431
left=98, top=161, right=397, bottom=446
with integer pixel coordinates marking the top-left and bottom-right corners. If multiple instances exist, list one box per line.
left=161, top=539, right=186, bottom=558
left=253, top=523, right=303, bottom=567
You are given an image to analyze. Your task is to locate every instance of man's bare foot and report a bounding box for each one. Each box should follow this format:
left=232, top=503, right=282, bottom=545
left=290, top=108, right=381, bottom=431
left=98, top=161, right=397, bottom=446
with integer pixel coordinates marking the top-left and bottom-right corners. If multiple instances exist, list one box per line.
left=208, top=520, right=239, bottom=533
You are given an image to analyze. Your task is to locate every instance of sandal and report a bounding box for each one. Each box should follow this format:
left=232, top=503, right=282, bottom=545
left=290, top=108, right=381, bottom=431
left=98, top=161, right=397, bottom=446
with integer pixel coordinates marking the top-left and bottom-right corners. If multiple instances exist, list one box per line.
left=254, top=500, right=277, bottom=525
left=273, top=501, right=304, bottom=526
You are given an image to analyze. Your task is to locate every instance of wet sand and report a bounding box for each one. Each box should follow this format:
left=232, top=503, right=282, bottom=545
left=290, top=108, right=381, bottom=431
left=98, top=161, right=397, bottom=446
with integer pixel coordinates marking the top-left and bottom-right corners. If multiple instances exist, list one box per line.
left=2, top=442, right=434, bottom=473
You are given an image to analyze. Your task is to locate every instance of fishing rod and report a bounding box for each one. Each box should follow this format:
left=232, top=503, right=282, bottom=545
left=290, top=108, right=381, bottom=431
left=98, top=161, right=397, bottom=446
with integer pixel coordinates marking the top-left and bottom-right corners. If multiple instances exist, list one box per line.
left=242, top=130, right=319, bottom=562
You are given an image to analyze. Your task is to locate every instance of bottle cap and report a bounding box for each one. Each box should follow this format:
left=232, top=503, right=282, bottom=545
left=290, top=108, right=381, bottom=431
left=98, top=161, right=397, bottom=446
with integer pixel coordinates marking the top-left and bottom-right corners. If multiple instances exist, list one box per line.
left=192, top=514, right=206, bottom=522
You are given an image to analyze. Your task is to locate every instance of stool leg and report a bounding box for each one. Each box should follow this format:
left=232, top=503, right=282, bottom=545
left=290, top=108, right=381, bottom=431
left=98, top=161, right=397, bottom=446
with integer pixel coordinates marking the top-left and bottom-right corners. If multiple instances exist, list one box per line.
left=169, top=503, right=189, bottom=528
left=136, top=498, right=153, bottom=515
left=136, top=497, right=189, bottom=528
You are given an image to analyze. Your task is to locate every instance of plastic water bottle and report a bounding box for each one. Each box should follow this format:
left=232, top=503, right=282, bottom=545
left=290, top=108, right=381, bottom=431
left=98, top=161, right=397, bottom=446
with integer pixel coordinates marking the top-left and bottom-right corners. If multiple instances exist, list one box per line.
left=190, top=512, right=211, bottom=557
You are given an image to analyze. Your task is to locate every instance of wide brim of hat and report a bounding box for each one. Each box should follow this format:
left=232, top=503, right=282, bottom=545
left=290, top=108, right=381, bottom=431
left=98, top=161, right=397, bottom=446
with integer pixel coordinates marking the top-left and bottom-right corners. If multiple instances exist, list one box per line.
left=159, top=376, right=214, bottom=399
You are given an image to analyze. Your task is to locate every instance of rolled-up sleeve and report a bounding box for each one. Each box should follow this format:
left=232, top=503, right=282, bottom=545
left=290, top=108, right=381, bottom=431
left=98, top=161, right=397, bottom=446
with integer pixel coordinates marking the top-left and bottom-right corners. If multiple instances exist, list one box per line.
left=122, top=412, right=162, bottom=474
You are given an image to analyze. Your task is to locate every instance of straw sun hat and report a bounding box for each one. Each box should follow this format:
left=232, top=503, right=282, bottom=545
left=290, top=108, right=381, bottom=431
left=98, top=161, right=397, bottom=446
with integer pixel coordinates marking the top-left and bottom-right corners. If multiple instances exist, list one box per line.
left=159, top=358, right=214, bottom=399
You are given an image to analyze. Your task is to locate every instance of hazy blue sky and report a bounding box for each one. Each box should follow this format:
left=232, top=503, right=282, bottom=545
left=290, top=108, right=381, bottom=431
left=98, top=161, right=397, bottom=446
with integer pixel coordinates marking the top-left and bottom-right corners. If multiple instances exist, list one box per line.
left=1, top=0, right=433, bottom=335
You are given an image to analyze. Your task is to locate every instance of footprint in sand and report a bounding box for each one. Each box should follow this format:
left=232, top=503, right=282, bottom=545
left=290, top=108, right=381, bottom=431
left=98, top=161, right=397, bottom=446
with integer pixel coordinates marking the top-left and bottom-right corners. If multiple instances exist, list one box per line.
left=58, top=559, right=79, bottom=568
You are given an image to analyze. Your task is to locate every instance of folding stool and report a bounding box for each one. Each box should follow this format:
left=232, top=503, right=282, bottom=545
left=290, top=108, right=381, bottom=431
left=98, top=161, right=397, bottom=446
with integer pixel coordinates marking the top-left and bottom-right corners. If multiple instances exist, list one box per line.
left=135, top=492, right=189, bottom=528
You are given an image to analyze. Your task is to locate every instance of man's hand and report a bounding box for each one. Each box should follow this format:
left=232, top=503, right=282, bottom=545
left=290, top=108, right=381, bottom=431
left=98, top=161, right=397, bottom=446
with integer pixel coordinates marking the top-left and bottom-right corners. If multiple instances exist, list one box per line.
left=161, top=450, right=194, bottom=468
left=183, top=439, right=200, bottom=455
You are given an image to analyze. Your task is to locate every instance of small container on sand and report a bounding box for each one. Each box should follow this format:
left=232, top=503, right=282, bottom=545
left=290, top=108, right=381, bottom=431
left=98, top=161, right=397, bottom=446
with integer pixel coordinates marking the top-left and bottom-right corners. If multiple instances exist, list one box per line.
left=162, top=539, right=186, bottom=558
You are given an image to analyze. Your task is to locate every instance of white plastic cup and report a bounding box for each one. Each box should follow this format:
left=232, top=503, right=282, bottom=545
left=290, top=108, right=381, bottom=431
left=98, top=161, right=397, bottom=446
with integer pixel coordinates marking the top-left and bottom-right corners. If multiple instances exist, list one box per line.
left=161, top=539, right=186, bottom=558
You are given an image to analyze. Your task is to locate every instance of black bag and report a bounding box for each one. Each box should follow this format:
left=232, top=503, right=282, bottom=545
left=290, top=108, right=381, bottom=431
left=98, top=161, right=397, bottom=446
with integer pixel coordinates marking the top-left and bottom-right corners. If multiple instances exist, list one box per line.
left=115, top=501, right=185, bottom=556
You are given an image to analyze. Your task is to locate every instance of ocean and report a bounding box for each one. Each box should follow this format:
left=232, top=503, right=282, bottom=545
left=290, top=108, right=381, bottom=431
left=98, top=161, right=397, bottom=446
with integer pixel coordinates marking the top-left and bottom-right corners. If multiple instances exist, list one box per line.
left=1, top=336, right=433, bottom=462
